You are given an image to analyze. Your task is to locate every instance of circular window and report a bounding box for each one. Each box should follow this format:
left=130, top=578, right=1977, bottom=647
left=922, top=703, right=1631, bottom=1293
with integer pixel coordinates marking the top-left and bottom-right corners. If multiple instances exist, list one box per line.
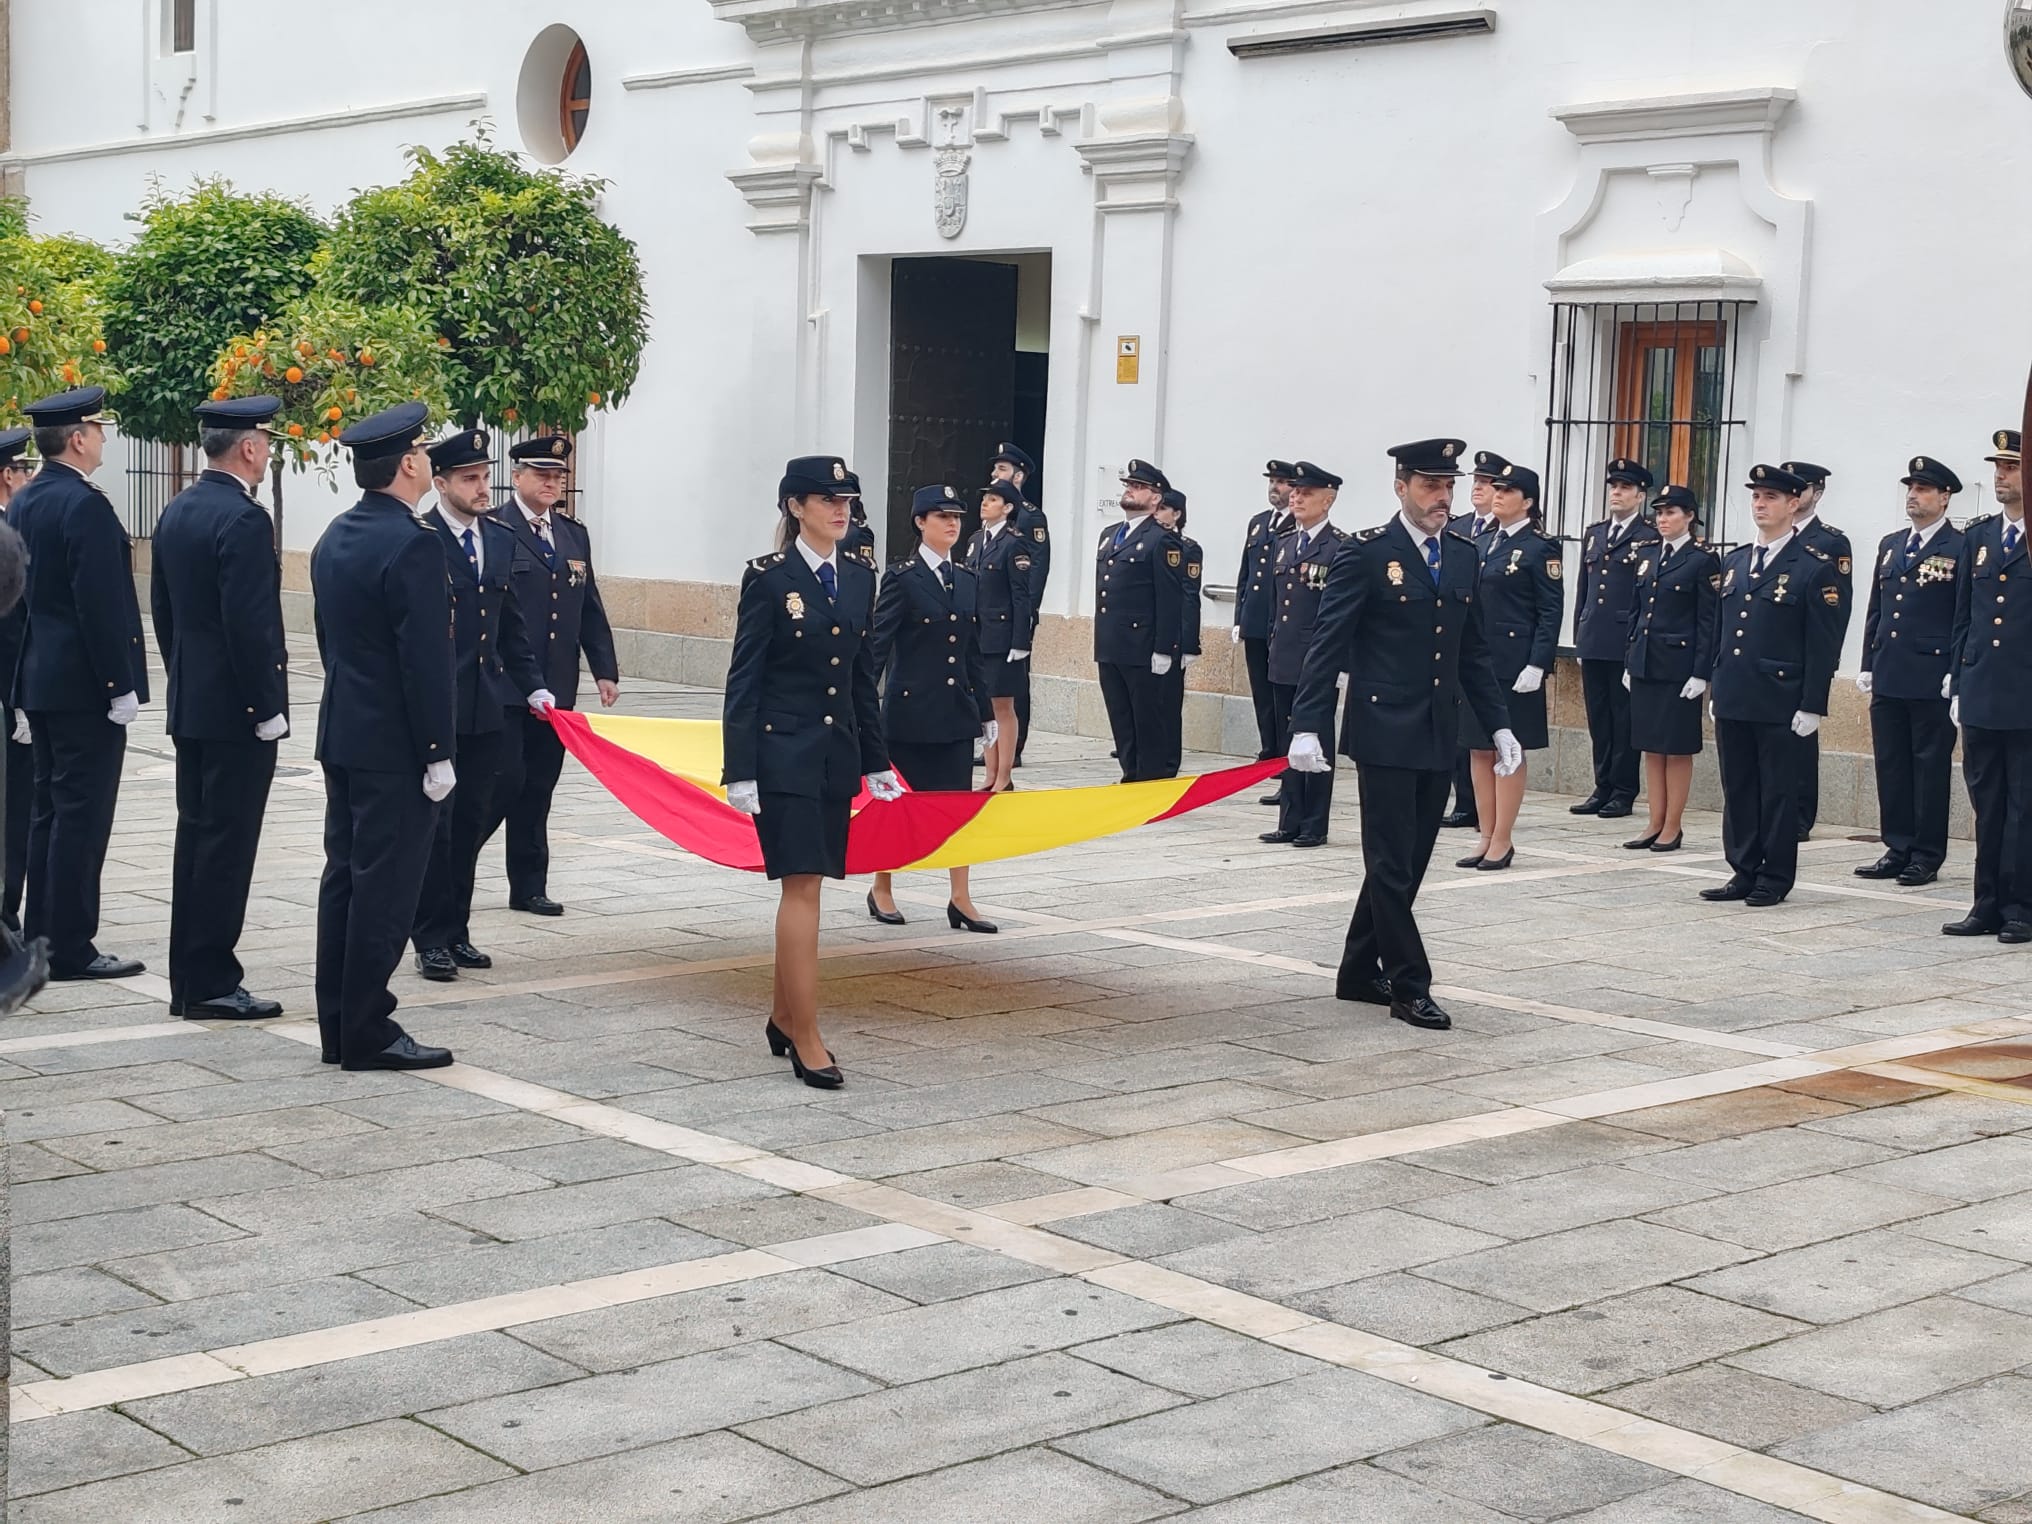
left=517, top=26, right=590, bottom=164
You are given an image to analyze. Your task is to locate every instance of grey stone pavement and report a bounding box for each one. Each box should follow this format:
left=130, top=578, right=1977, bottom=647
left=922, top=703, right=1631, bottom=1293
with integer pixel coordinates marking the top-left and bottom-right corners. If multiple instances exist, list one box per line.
left=5, top=640, right=2032, bottom=1522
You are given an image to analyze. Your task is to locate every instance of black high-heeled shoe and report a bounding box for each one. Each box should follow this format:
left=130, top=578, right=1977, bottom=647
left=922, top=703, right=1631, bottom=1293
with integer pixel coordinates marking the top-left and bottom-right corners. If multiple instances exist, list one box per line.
left=1649, top=834, right=1683, bottom=853
left=766, top=1021, right=833, bottom=1063
left=790, top=1049, right=844, bottom=1089
left=1623, top=832, right=1660, bottom=851
left=1477, top=848, right=1515, bottom=872
left=947, top=903, right=998, bottom=934
left=1454, top=851, right=1487, bottom=869
left=866, top=890, right=906, bottom=926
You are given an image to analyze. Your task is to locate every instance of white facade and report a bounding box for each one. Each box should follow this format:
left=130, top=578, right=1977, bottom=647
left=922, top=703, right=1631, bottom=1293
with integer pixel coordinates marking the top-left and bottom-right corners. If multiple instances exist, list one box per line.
left=5, top=0, right=2027, bottom=666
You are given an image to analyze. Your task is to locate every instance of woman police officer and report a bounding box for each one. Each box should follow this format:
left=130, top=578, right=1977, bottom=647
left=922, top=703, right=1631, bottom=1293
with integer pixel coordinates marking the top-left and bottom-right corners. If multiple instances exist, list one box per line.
left=866, top=484, right=999, bottom=933
left=722, top=455, right=903, bottom=1089
left=1621, top=484, right=1720, bottom=853
left=966, top=480, right=1036, bottom=794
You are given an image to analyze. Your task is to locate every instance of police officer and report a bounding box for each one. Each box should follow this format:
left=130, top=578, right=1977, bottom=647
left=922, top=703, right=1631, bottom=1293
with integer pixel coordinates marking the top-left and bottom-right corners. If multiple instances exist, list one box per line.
left=1095, top=460, right=1185, bottom=782
left=311, top=402, right=458, bottom=1069
left=11, top=387, right=148, bottom=980
left=967, top=480, right=1034, bottom=793
left=1457, top=463, right=1563, bottom=873
left=1945, top=431, right=2032, bottom=944
left=1443, top=450, right=1508, bottom=829
left=1702, top=464, right=1843, bottom=908
left=0, top=427, right=37, bottom=933
left=486, top=435, right=619, bottom=915
left=412, top=429, right=553, bottom=981
left=150, top=395, right=291, bottom=1018
left=1150, top=487, right=1203, bottom=780
left=1573, top=458, right=1658, bottom=819
left=989, top=443, right=1049, bottom=765
left=722, top=455, right=901, bottom=1087
left=1232, top=460, right=1298, bottom=771
left=1287, top=439, right=1519, bottom=1031
left=1855, top=455, right=1966, bottom=887
left=867, top=483, right=995, bottom=931
left=1260, top=461, right=1347, bottom=849
left=841, top=476, right=877, bottom=571
left=1622, top=484, right=1720, bottom=854
left=1780, top=461, right=1852, bottom=840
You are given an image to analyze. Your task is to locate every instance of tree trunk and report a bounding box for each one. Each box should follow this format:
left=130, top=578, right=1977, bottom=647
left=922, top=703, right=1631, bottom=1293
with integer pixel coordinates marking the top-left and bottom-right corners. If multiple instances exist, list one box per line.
left=270, top=456, right=285, bottom=566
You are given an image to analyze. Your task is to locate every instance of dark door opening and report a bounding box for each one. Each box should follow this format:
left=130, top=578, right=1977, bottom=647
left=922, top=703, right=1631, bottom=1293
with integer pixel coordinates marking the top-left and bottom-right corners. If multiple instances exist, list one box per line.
left=885, top=255, right=1048, bottom=555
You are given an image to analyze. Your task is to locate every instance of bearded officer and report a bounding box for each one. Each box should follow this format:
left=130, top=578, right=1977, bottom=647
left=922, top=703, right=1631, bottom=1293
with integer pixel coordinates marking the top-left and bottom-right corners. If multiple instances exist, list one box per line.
left=412, top=429, right=552, bottom=981
left=311, top=402, right=457, bottom=1069
left=1095, top=459, right=1185, bottom=782
left=1945, top=430, right=2032, bottom=945
left=1855, top=455, right=1966, bottom=888
left=150, top=394, right=291, bottom=1019
left=1260, top=461, right=1347, bottom=849
left=0, top=427, right=37, bottom=933
left=486, top=435, right=619, bottom=916
left=1287, top=438, right=1519, bottom=1031
left=11, top=387, right=148, bottom=980
left=989, top=443, right=1048, bottom=766
left=1702, top=464, right=1843, bottom=908
left=1573, top=458, right=1659, bottom=820
left=1780, top=461, right=1852, bottom=840
left=1231, top=460, right=1298, bottom=774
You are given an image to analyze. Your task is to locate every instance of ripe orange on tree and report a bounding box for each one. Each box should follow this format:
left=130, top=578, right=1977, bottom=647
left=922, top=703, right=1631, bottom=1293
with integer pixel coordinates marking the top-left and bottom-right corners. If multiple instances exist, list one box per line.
left=284, top=366, right=304, bottom=384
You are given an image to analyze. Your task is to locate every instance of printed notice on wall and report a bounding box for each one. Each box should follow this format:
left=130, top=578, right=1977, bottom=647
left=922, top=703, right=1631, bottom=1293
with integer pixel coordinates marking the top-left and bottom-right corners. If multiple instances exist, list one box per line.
left=1116, top=336, right=1140, bottom=384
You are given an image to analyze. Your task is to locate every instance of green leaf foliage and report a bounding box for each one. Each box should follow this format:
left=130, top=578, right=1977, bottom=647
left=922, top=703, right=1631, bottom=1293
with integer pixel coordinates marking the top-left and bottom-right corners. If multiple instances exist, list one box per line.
left=101, top=179, right=327, bottom=446
left=322, top=134, right=650, bottom=432
left=0, top=204, right=115, bottom=428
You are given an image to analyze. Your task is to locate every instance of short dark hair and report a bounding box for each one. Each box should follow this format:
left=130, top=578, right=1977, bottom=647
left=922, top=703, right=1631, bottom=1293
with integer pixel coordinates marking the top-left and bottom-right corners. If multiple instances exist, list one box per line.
left=202, top=426, right=261, bottom=460
left=354, top=454, right=402, bottom=492
left=33, top=424, right=85, bottom=460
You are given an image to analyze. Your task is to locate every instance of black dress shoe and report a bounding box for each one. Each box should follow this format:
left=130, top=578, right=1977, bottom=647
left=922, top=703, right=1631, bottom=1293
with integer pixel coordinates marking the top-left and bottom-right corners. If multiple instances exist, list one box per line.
left=1391, top=996, right=1452, bottom=1030
left=1292, top=834, right=1328, bottom=848
left=1259, top=794, right=1284, bottom=806
left=1797, top=829, right=1813, bottom=844
left=510, top=895, right=564, bottom=916
left=1260, top=828, right=1298, bottom=844
left=865, top=891, right=906, bottom=926
left=1943, top=915, right=2002, bottom=937
left=321, top=1050, right=339, bottom=1065
left=1896, top=864, right=1939, bottom=887
left=766, top=1021, right=833, bottom=1063
left=1745, top=887, right=1787, bottom=908
left=947, top=903, right=999, bottom=933
left=790, top=1049, right=844, bottom=1089
left=1700, top=879, right=1753, bottom=902
left=1597, top=798, right=1635, bottom=820
left=1569, top=793, right=1607, bottom=815
left=342, top=1034, right=454, bottom=1071
left=1337, top=977, right=1392, bottom=1007
left=51, top=953, right=144, bottom=981
left=2002, top=922, right=2032, bottom=945
left=414, top=947, right=458, bottom=982
left=1622, top=832, right=1660, bottom=850
left=1476, top=849, right=1515, bottom=872
left=1853, top=852, right=1908, bottom=880
left=181, top=988, right=283, bottom=1021
left=1441, top=810, right=1479, bottom=829
left=1649, top=835, right=1683, bottom=853
left=448, top=942, right=492, bottom=969
left=1454, top=852, right=1486, bottom=869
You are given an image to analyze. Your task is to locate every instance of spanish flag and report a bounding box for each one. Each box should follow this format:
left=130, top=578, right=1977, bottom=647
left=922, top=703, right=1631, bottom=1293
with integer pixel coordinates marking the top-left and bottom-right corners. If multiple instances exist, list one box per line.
left=548, top=710, right=1284, bottom=874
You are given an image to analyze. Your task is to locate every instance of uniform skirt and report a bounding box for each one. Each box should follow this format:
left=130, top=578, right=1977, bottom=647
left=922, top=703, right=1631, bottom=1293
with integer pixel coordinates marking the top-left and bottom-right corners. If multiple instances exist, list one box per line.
left=985, top=651, right=1029, bottom=701
left=888, top=738, right=974, bottom=793
left=755, top=791, right=852, bottom=880
left=1630, top=676, right=1704, bottom=757
left=1459, top=687, right=1547, bottom=753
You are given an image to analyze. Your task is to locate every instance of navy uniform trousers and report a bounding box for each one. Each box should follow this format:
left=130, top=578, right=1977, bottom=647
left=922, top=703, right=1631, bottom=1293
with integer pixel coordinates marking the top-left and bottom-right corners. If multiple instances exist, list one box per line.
left=169, top=737, right=276, bottom=1000
left=317, top=767, right=439, bottom=1061
left=414, top=729, right=506, bottom=951
left=3, top=732, right=28, bottom=929
left=25, top=714, right=125, bottom=972
left=1965, top=727, right=2032, bottom=927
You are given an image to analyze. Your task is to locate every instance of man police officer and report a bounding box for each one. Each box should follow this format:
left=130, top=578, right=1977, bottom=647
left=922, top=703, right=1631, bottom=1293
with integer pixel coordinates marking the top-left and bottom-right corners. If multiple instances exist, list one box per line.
left=1260, top=461, right=1346, bottom=849
left=1232, top=461, right=1298, bottom=771
left=1095, top=459, right=1186, bottom=782
left=1781, top=461, right=1853, bottom=840
left=1573, top=458, right=1659, bottom=819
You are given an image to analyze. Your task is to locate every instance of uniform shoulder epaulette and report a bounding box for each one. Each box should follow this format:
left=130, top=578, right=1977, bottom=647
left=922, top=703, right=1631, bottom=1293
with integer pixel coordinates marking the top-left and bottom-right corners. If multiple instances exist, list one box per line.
left=1444, top=528, right=1474, bottom=544
left=889, top=557, right=914, bottom=574
left=1533, top=526, right=1559, bottom=543
left=1802, top=544, right=1831, bottom=561
left=1357, top=525, right=1387, bottom=542
left=1968, top=512, right=1997, bottom=528
left=747, top=551, right=785, bottom=573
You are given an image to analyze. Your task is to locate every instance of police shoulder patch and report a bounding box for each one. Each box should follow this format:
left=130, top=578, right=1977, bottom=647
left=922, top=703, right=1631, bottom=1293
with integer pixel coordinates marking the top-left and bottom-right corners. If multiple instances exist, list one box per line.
left=1013, top=553, right=1032, bottom=571
left=1186, top=561, right=1202, bottom=580
left=1821, top=584, right=1841, bottom=606
left=1033, top=526, right=1047, bottom=542
left=1546, top=556, right=1563, bottom=581
left=1165, top=548, right=1181, bottom=568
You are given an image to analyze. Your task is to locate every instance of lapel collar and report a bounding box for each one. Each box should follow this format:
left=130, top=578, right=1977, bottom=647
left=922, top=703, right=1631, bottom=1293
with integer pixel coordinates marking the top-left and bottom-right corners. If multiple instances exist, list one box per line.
left=1384, top=517, right=1440, bottom=600
left=919, top=553, right=955, bottom=607
left=784, top=542, right=832, bottom=611
left=503, top=501, right=556, bottom=564
left=1998, top=517, right=2029, bottom=570
left=429, top=508, right=481, bottom=586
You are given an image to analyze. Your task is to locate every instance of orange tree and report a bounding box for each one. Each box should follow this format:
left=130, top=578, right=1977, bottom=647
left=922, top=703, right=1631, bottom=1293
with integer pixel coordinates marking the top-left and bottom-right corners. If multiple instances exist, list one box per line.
left=100, top=179, right=326, bottom=449
left=0, top=200, right=115, bottom=426
left=320, top=134, right=648, bottom=433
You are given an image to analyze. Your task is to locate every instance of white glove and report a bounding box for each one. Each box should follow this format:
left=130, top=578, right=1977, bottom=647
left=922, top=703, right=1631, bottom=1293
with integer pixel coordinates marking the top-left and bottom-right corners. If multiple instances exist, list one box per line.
left=1951, top=697, right=1961, bottom=727
left=1287, top=732, right=1331, bottom=773
left=982, top=720, right=999, bottom=746
left=1678, top=678, right=1706, bottom=701
left=1181, top=653, right=1199, bottom=670
left=1621, top=670, right=1632, bottom=692
left=1790, top=711, right=1821, bottom=738
left=1493, top=729, right=1524, bottom=777
left=11, top=709, right=28, bottom=745
left=1151, top=654, right=1173, bottom=676
left=727, top=779, right=761, bottom=815
left=253, top=713, right=288, bottom=742
left=526, top=689, right=556, bottom=714
left=1512, top=665, right=1544, bottom=695
left=108, top=691, right=139, bottom=726
left=1942, top=674, right=1953, bottom=700
left=1229, top=626, right=1242, bottom=645
left=1007, top=649, right=1029, bottom=662
left=865, top=769, right=904, bottom=802
left=1855, top=672, right=1873, bottom=696
left=1335, top=672, right=1349, bottom=692
left=422, top=760, right=456, bottom=802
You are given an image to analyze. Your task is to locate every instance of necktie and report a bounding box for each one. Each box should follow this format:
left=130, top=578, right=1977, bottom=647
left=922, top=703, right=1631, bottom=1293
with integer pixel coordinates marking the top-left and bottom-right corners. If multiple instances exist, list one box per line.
left=937, top=561, right=953, bottom=596
left=1659, top=543, right=1672, bottom=570
left=533, top=517, right=551, bottom=547
left=1752, top=544, right=1767, bottom=578
left=816, top=560, right=837, bottom=603
left=1113, top=523, right=1128, bottom=551
left=460, top=527, right=478, bottom=577
left=1476, top=517, right=1492, bottom=539
left=2007, top=524, right=2023, bottom=558
left=1295, top=531, right=1312, bottom=560
left=1906, top=532, right=1924, bottom=563
left=1425, top=537, right=1442, bottom=585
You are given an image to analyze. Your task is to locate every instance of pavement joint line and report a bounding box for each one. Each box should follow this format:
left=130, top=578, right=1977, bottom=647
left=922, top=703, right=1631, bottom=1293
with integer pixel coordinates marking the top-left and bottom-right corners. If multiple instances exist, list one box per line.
left=1639, top=860, right=1969, bottom=908
left=0, top=1020, right=193, bottom=1055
